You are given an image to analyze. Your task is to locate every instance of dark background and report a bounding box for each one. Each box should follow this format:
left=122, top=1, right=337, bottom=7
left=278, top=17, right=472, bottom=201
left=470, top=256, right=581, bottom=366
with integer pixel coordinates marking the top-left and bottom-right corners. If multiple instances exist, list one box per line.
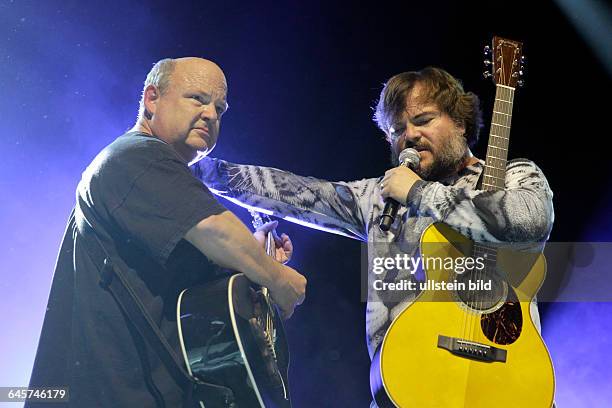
left=1, top=0, right=610, bottom=406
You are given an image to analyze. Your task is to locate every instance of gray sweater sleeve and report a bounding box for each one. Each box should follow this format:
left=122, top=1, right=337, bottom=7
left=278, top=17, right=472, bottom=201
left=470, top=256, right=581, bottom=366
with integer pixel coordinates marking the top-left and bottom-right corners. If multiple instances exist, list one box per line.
left=406, top=158, right=554, bottom=243
left=195, top=157, right=373, bottom=241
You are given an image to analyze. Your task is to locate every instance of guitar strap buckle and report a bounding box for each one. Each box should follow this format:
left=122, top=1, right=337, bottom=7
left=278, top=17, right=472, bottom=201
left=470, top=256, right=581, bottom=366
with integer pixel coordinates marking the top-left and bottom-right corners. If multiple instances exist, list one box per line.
left=99, top=258, right=115, bottom=289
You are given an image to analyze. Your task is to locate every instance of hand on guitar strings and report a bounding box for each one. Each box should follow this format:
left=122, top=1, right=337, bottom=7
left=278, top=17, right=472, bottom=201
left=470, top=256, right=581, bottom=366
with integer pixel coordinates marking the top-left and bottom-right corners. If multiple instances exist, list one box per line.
left=253, top=220, right=294, bottom=264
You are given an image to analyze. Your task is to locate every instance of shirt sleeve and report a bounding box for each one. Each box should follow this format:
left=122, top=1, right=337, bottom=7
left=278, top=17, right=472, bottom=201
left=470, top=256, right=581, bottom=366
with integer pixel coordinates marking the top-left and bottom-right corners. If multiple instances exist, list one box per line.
left=195, top=156, right=372, bottom=241
left=81, top=140, right=227, bottom=265
left=406, top=158, right=554, bottom=243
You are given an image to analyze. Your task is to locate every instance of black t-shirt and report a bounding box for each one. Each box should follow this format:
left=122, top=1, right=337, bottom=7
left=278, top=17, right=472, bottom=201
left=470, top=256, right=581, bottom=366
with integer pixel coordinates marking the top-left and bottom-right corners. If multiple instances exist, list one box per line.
left=27, top=132, right=227, bottom=407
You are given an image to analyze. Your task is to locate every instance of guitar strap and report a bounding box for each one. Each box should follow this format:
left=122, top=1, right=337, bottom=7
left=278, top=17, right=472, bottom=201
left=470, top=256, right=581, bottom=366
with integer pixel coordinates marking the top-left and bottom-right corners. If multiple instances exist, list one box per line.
left=72, top=207, right=236, bottom=408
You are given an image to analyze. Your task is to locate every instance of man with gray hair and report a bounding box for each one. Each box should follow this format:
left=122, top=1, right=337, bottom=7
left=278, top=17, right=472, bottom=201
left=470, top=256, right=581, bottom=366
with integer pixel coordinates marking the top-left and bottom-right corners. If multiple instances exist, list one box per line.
left=27, top=57, right=306, bottom=407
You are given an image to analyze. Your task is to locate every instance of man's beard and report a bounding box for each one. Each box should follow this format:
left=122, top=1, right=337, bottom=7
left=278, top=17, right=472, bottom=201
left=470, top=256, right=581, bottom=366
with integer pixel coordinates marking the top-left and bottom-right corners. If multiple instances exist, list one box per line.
left=392, top=133, right=468, bottom=181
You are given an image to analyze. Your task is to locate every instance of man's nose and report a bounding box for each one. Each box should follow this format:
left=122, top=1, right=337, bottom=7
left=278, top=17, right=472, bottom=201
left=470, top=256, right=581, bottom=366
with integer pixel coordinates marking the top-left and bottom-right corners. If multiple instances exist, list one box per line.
left=403, top=124, right=421, bottom=145
left=200, top=104, right=218, bottom=122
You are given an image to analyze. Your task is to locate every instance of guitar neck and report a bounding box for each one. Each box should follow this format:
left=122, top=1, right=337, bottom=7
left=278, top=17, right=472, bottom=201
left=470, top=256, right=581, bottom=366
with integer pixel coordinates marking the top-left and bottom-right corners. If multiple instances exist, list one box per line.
left=482, top=84, right=515, bottom=192
left=250, top=210, right=277, bottom=297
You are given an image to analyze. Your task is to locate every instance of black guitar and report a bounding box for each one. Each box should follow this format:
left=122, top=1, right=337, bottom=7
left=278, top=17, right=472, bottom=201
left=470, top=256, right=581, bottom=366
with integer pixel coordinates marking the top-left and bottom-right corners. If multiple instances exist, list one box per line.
left=176, top=211, right=292, bottom=407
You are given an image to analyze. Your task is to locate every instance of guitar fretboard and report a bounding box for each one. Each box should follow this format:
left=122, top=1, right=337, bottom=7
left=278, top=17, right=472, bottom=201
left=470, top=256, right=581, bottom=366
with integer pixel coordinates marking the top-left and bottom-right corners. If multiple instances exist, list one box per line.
left=482, top=85, right=515, bottom=192
left=477, top=84, right=516, bottom=263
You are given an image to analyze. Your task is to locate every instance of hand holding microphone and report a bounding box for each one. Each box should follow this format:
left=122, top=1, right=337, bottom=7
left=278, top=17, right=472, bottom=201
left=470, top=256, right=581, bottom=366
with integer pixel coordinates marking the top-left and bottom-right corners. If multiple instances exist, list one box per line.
left=379, top=148, right=421, bottom=232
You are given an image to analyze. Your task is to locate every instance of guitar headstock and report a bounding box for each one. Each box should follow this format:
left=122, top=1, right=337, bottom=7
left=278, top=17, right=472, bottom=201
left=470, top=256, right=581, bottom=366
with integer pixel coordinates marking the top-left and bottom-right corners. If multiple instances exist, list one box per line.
left=483, top=36, right=525, bottom=88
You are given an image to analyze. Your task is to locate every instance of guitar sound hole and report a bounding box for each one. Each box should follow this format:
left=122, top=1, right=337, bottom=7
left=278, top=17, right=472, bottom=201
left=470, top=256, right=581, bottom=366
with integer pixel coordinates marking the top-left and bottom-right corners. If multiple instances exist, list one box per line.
left=455, top=270, right=507, bottom=312
left=480, top=288, right=522, bottom=345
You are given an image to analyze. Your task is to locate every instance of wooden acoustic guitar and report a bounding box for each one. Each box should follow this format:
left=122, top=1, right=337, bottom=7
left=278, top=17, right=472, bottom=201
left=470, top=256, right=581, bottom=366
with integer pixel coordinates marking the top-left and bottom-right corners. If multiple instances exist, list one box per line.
left=177, top=211, right=292, bottom=407
left=370, top=37, right=555, bottom=407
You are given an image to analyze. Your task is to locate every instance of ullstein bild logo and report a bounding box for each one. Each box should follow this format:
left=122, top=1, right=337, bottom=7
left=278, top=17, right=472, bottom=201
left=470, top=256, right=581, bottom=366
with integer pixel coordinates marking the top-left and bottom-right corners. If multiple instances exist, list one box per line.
left=372, top=277, right=493, bottom=292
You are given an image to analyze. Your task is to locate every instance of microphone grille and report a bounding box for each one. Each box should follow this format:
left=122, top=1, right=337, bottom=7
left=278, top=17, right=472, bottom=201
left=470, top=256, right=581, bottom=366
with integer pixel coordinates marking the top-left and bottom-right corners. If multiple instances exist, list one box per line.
left=399, top=148, right=420, bottom=168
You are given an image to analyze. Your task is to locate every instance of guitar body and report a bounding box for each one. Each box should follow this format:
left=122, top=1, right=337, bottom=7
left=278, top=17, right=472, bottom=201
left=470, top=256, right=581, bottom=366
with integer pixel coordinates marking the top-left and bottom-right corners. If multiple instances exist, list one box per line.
left=177, top=273, right=291, bottom=408
left=370, top=223, right=555, bottom=407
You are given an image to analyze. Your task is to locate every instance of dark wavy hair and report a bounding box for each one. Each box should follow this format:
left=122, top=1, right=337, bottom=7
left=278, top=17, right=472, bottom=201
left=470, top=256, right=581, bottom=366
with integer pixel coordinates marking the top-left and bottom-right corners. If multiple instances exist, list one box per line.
left=373, top=67, right=483, bottom=148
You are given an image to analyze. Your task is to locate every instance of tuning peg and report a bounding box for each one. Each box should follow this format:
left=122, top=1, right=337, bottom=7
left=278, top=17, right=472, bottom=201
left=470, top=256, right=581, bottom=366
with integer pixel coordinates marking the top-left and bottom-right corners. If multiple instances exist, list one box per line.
left=517, top=80, right=525, bottom=87
left=483, top=71, right=493, bottom=79
left=484, top=45, right=491, bottom=55
left=484, top=59, right=492, bottom=66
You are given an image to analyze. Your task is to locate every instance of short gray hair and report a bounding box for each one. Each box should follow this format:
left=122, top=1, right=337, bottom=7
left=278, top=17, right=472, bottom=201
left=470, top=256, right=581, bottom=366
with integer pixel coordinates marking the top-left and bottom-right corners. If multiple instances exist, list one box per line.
left=138, top=58, right=177, bottom=118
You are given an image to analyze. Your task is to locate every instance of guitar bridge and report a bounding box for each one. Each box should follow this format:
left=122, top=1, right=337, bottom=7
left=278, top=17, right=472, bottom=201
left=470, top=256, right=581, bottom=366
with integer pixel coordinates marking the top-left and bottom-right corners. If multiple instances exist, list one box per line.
left=437, top=335, right=507, bottom=363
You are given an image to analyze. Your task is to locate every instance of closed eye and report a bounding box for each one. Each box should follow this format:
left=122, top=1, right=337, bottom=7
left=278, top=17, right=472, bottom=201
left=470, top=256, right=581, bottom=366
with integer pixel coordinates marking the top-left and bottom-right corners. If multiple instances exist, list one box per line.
left=413, top=117, right=433, bottom=126
left=191, top=95, right=206, bottom=104
left=411, top=111, right=439, bottom=126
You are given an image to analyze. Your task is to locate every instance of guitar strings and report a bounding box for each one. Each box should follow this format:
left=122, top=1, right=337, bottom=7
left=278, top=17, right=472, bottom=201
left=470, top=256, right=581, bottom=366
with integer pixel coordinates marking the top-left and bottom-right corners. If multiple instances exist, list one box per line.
left=251, top=210, right=278, bottom=357
left=461, top=76, right=514, bottom=344
left=474, top=83, right=514, bottom=344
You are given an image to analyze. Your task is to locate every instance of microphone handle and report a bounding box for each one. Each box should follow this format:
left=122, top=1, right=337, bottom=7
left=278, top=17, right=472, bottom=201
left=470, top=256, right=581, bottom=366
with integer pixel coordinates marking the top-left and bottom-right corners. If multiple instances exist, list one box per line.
left=379, top=149, right=420, bottom=232
left=379, top=198, right=400, bottom=232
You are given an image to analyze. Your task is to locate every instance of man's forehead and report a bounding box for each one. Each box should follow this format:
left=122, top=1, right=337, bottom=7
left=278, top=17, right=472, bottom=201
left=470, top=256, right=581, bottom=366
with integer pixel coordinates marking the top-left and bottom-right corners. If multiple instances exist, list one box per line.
left=174, top=60, right=227, bottom=98
left=404, top=101, right=437, bottom=118
left=403, top=83, right=437, bottom=117
left=183, top=73, right=227, bottom=97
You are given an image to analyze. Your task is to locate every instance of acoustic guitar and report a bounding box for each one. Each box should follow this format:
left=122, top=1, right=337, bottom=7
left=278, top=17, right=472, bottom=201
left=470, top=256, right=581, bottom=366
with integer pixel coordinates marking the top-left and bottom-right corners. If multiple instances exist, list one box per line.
left=177, top=211, right=292, bottom=407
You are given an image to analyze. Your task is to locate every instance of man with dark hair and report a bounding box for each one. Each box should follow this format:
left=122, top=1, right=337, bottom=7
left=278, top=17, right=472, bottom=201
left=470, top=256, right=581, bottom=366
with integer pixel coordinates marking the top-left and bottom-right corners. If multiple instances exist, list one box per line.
left=27, top=57, right=306, bottom=407
left=198, top=66, right=554, bottom=406
left=375, top=67, right=483, bottom=169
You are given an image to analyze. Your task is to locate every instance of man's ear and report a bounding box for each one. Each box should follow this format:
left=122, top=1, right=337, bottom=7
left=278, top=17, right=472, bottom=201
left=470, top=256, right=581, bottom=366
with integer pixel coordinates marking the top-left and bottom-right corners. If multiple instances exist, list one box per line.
left=455, top=121, right=466, bottom=138
left=143, top=85, right=160, bottom=118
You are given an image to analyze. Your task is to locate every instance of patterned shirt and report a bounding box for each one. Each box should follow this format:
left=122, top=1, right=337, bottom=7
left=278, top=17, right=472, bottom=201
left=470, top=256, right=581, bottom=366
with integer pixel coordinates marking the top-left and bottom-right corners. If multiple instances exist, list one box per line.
left=195, top=157, right=554, bottom=357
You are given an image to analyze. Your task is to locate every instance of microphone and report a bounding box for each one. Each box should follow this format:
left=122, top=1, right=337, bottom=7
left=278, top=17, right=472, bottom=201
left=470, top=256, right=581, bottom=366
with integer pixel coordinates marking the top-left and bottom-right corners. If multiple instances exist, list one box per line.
left=379, top=148, right=421, bottom=232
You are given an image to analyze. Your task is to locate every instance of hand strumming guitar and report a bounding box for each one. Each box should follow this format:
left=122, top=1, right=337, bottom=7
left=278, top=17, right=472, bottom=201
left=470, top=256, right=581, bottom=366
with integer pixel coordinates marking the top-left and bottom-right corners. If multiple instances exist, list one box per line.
left=253, top=220, right=293, bottom=264
left=253, top=220, right=304, bottom=319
